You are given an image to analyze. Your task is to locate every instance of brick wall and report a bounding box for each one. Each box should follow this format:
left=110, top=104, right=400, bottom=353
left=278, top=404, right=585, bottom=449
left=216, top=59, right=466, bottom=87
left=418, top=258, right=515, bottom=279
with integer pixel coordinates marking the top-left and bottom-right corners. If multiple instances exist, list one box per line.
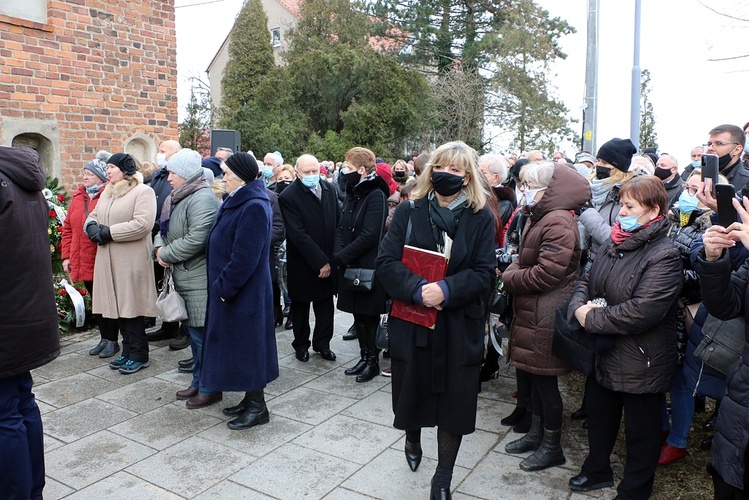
left=0, top=0, right=178, bottom=190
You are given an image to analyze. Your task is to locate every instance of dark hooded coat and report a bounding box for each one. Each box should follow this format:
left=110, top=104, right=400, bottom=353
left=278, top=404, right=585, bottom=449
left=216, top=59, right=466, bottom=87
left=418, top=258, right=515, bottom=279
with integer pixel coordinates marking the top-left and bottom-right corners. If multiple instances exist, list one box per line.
left=503, top=166, right=591, bottom=375
left=0, top=146, right=59, bottom=378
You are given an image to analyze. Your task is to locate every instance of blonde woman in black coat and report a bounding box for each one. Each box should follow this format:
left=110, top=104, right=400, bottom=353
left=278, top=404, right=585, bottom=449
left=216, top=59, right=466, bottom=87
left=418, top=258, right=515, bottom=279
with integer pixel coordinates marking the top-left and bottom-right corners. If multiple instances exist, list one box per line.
left=376, top=141, right=495, bottom=500
left=336, top=147, right=390, bottom=382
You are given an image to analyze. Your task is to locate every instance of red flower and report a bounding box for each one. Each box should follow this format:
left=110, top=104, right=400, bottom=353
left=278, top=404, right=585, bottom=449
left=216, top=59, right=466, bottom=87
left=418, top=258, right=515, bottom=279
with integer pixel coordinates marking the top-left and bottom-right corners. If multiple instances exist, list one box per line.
left=55, top=244, right=61, bottom=251
left=59, top=289, right=67, bottom=296
left=77, top=289, right=87, bottom=296
left=57, top=194, right=66, bottom=202
left=49, top=210, right=56, bottom=217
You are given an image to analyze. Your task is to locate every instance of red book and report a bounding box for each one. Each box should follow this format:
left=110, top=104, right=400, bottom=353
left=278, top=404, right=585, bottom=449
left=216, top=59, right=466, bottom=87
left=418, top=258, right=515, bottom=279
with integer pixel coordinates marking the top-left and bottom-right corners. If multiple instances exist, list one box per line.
left=390, top=245, right=448, bottom=329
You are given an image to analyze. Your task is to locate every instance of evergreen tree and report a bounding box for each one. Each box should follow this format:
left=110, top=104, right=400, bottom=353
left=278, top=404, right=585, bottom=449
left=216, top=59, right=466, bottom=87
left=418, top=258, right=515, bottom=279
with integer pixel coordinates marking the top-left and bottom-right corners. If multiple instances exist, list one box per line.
left=219, top=0, right=275, bottom=123
left=178, top=78, right=212, bottom=155
left=639, top=69, right=658, bottom=150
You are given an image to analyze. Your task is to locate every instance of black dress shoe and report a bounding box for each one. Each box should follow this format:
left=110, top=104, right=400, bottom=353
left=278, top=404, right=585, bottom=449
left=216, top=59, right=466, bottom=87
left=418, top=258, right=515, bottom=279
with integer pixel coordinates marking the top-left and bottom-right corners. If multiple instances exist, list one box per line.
left=315, top=349, right=336, bottom=361
left=430, top=477, right=451, bottom=500
left=571, top=407, right=587, bottom=420
left=343, top=324, right=357, bottom=340
left=284, top=317, right=293, bottom=330
left=147, top=326, right=179, bottom=341
left=500, top=405, right=527, bottom=426
left=295, top=350, right=309, bottom=362
left=178, top=364, right=194, bottom=373
left=568, top=473, right=614, bottom=492
left=178, top=357, right=194, bottom=368
left=169, top=333, right=191, bottom=351
left=405, top=439, right=422, bottom=472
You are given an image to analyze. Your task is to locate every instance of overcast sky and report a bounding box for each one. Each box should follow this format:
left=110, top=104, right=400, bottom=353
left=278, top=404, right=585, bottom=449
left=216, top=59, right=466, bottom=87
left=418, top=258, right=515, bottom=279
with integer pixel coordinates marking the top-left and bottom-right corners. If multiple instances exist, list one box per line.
left=175, top=0, right=749, bottom=165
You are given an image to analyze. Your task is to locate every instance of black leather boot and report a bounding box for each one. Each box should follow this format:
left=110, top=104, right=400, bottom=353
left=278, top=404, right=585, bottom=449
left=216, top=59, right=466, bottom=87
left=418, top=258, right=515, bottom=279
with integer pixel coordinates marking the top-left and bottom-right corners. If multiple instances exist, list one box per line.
left=227, top=391, right=270, bottom=430
left=345, top=350, right=367, bottom=375
left=505, top=414, right=543, bottom=454
left=356, top=349, right=380, bottom=383
left=501, top=405, right=527, bottom=426
left=342, top=323, right=357, bottom=340
left=222, top=392, right=251, bottom=416
left=519, top=427, right=566, bottom=471
left=404, top=438, right=422, bottom=472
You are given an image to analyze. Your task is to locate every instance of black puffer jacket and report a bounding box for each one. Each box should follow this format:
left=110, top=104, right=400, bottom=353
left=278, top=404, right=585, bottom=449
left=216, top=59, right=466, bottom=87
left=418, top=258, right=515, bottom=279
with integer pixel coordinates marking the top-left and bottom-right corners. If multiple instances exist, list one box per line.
left=568, top=218, right=682, bottom=394
left=0, top=146, right=60, bottom=378
left=696, top=251, right=749, bottom=490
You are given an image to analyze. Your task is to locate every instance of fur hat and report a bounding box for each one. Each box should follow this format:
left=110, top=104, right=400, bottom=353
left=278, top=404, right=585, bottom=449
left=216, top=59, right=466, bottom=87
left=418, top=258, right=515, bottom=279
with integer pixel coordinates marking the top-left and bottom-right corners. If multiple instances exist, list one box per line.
left=84, top=158, right=108, bottom=182
left=167, top=149, right=203, bottom=180
left=107, top=153, right=137, bottom=176
left=596, top=138, right=637, bottom=172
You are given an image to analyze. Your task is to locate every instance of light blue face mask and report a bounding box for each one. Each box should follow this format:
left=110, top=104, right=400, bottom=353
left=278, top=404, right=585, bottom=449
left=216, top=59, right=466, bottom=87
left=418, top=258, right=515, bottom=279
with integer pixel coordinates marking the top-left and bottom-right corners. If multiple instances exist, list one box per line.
left=691, top=160, right=701, bottom=168
left=302, top=174, right=320, bottom=188
left=617, top=214, right=642, bottom=232
left=678, top=191, right=699, bottom=214
left=263, top=166, right=274, bottom=178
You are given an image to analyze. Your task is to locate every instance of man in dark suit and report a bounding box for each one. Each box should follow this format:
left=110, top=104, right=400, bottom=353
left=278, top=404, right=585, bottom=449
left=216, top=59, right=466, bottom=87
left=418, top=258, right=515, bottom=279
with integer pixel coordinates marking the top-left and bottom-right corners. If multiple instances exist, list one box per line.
left=279, top=154, right=340, bottom=362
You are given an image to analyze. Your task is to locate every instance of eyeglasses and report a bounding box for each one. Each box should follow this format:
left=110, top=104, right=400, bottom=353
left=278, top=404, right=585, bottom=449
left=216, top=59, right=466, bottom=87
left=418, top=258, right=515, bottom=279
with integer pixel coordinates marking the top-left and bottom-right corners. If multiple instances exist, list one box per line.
left=705, top=141, right=739, bottom=148
left=683, top=185, right=700, bottom=196
left=520, top=181, right=542, bottom=190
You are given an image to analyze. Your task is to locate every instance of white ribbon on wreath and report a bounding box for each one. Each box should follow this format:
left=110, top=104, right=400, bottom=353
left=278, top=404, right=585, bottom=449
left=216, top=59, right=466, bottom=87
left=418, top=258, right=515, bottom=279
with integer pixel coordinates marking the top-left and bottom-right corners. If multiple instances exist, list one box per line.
left=42, top=188, right=67, bottom=225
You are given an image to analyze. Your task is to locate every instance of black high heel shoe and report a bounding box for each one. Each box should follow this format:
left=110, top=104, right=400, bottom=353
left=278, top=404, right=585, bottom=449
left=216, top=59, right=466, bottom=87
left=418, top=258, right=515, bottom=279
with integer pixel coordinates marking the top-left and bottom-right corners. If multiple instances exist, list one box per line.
left=479, top=361, right=499, bottom=382
left=430, top=477, right=451, bottom=500
left=500, top=405, right=527, bottom=426
left=404, top=439, right=422, bottom=472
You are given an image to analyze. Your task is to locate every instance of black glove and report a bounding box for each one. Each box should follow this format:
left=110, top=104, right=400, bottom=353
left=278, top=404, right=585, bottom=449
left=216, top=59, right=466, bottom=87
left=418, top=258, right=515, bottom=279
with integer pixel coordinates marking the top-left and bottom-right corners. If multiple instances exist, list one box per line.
left=85, top=222, right=101, bottom=242
left=97, top=225, right=112, bottom=245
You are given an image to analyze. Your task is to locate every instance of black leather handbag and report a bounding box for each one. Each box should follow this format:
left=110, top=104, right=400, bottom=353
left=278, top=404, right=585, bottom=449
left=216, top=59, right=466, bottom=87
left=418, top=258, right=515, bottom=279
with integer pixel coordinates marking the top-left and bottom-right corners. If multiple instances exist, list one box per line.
left=552, top=306, right=595, bottom=375
left=343, top=268, right=375, bottom=292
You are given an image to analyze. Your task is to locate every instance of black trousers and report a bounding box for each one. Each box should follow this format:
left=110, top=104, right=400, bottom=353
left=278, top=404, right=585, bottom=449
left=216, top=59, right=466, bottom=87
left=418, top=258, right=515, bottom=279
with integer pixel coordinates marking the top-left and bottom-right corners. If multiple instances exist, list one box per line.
left=291, top=298, right=334, bottom=353
left=529, top=373, right=563, bottom=430
left=354, top=313, right=380, bottom=352
left=582, top=378, right=662, bottom=500
left=100, top=317, right=148, bottom=362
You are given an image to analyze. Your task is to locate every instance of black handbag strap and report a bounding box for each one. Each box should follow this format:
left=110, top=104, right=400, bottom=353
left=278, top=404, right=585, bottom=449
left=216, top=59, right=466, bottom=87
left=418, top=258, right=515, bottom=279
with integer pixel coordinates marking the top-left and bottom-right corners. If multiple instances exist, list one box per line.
left=404, top=200, right=415, bottom=244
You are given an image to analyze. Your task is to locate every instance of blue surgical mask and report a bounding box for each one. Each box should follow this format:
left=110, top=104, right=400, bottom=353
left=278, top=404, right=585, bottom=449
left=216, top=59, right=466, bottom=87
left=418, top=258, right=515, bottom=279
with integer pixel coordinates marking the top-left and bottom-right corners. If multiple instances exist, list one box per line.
left=678, top=191, right=699, bottom=215
left=617, top=214, right=642, bottom=232
left=691, top=160, right=701, bottom=168
left=302, top=174, right=320, bottom=188
left=263, top=166, right=274, bottom=178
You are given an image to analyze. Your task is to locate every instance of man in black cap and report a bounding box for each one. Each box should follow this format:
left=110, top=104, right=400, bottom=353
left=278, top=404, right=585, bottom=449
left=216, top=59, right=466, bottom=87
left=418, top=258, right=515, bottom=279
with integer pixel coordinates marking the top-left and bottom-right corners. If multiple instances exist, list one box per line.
left=279, top=154, right=340, bottom=362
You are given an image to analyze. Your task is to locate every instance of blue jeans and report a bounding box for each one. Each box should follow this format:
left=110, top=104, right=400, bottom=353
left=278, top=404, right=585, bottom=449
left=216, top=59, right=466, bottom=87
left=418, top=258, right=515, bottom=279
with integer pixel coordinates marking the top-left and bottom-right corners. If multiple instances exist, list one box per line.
left=0, top=372, right=45, bottom=499
left=186, top=326, right=215, bottom=395
left=662, top=365, right=692, bottom=449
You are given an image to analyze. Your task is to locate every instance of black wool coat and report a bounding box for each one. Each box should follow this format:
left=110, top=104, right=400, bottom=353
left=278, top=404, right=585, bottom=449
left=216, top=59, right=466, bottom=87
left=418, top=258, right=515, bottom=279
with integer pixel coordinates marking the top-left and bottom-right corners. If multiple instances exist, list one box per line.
left=279, top=178, right=340, bottom=302
left=375, top=197, right=495, bottom=435
left=335, top=175, right=390, bottom=316
left=0, top=146, right=60, bottom=378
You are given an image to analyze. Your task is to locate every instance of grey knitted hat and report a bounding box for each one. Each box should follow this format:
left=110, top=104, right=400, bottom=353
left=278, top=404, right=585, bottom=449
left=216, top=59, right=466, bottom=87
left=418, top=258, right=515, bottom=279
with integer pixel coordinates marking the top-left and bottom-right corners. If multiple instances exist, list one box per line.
left=167, top=149, right=203, bottom=180
left=84, top=159, right=108, bottom=182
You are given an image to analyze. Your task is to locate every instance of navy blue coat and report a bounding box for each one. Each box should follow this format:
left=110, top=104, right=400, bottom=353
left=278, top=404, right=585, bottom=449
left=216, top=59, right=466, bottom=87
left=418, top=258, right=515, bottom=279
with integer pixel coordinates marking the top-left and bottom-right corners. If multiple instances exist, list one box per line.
left=201, top=179, right=279, bottom=392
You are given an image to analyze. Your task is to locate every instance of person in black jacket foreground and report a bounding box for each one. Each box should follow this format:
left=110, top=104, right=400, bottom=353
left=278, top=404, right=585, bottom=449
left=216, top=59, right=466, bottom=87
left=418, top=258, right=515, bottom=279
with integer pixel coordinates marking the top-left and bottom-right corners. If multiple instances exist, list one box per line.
left=0, top=146, right=60, bottom=499
left=568, top=176, right=682, bottom=499
left=376, top=141, right=495, bottom=500
left=696, top=194, right=749, bottom=498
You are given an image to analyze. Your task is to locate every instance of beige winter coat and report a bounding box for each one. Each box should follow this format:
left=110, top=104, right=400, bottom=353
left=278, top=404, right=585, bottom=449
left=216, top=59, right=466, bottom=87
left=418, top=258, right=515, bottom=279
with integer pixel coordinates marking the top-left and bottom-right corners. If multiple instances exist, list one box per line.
left=87, top=172, right=158, bottom=319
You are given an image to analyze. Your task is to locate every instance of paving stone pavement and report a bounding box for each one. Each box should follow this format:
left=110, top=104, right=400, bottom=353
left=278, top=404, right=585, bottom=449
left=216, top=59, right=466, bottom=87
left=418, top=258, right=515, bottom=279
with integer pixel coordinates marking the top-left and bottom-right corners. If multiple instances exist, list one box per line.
left=36, top=310, right=623, bottom=499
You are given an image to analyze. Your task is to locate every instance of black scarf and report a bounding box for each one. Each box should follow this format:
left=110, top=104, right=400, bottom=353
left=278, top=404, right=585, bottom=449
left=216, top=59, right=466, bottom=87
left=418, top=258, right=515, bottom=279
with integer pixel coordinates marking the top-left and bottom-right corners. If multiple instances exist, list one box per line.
left=160, top=173, right=210, bottom=237
left=428, top=192, right=468, bottom=251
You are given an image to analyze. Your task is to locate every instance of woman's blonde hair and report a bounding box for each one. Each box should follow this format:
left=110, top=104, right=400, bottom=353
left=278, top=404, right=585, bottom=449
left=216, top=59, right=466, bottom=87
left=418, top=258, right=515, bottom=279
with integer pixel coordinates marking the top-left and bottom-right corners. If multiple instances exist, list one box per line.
left=412, top=141, right=487, bottom=211
left=603, top=165, right=635, bottom=186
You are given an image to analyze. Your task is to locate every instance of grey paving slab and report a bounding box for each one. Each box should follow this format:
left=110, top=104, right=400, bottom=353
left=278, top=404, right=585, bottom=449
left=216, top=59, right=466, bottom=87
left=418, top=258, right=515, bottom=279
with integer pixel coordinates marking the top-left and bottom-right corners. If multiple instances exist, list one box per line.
left=457, top=450, right=581, bottom=500
left=474, top=395, right=515, bottom=434
left=194, top=479, right=276, bottom=499
left=303, top=367, right=390, bottom=400
left=32, top=352, right=112, bottom=381
left=277, top=351, right=342, bottom=376
left=414, top=428, right=501, bottom=470
left=230, top=442, right=361, bottom=499
left=43, top=476, right=75, bottom=499
left=33, top=372, right=120, bottom=408
left=199, top=413, right=312, bottom=457
left=43, top=398, right=138, bottom=443
left=268, top=386, right=358, bottom=425
left=43, top=433, right=65, bottom=453
left=63, top=471, right=183, bottom=499
left=86, top=358, right=175, bottom=385
left=321, top=487, right=375, bottom=499
left=341, top=388, right=396, bottom=426
left=36, top=399, right=55, bottom=415
left=154, top=367, right=196, bottom=386
left=293, top=414, right=403, bottom=465
left=45, top=430, right=156, bottom=489
left=97, top=377, right=185, bottom=414
left=109, top=403, right=224, bottom=450
left=265, top=365, right=318, bottom=397
left=126, top=436, right=255, bottom=498
left=341, top=447, right=469, bottom=499
left=149, top=344, right=193, bottom=364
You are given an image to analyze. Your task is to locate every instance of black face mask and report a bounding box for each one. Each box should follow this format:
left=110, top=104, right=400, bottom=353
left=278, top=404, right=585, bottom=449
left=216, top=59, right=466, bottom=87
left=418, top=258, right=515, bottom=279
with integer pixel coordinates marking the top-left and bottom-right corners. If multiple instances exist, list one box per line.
left=718, top=152, right=736, bottom=171
left=342, top=171, right=361, bottom=186
left=654, top=166, right=672, bottom=181
left=431, top=171, right=466, bottom=197
left=393, top=170, right=407, bottom=179
left=275, top=180, right=292, bottom=194
left=595, top=166, right=611, bottom=180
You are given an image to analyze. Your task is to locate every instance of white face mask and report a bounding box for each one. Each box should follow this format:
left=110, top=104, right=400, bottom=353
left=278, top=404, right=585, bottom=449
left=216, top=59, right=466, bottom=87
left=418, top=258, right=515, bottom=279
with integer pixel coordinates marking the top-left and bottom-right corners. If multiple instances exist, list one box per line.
left=156, top=153, right=168, bottom=168
left=523, top=187, right=546, bottom=206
